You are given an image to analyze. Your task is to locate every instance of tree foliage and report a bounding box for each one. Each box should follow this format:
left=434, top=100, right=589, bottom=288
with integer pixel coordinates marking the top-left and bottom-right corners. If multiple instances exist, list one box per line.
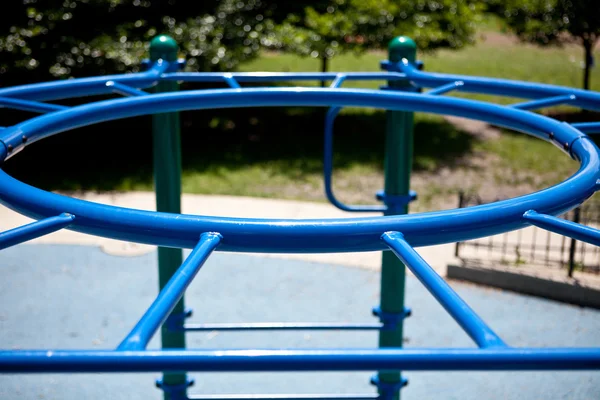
left=501, top=0, right=599, bottom=89
left=275, top=0, right=482, bottom=75
left=0, top=0, right=277, bottom=83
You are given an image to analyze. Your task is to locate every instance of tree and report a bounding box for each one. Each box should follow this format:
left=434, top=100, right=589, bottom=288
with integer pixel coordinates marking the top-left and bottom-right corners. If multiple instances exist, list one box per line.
left=0, top=0, right=276, bottom=84
left=502, top=0, right=599, bottom=90
left=274, top=0, right=482, bottom=83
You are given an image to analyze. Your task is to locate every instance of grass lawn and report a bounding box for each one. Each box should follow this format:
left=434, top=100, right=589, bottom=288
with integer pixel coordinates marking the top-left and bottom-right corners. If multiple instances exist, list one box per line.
left=4, top=24, right=599, bottom=210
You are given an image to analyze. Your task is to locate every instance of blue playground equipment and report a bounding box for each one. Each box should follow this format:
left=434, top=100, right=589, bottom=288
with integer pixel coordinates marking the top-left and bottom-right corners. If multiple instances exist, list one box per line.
left=1, top=35, right=600, bottom=400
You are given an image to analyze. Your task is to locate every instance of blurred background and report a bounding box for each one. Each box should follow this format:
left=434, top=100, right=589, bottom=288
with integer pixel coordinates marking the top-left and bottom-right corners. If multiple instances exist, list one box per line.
left=0, top=0, right=599, bottom=211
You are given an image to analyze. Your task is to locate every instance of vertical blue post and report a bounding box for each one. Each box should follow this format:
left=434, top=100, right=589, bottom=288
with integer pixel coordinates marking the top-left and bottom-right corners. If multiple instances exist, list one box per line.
left=376, top=36, right=416, bottom=400
left=150, top=35, right=188, bottom=400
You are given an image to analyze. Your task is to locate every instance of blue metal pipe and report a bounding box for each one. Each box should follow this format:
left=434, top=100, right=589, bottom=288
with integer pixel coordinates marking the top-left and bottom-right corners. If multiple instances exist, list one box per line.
left=222, top=74, right=241, bottom=89
left=117, top=233, right=221, bottom=350
left=389, top=59, right=600, bottom=112
left=187, top=394, right=380, bottom=400
left=323, top=106, right=386, bottom=213
left=381, top=232, right=507, bottom=348
left=0, top=213, right=75, bottom=250
left=510, top=94, right=576, bottom=111
left=178, top=322, right=384, bottom=332
left=0, top=96, right=67, bottom=114
left=426, top=81, right=464, bottom=96
left=2, top=348, right=599, bottom=373
left=0, top=61, right=169, bottom=101
left=161, top=72, right=408, bottom=84
left=523, top=210, right=600, bottom=247
left=572, top=122, right=600, bottom=134
left=106, top=81, right=148, bottom=97
left=0, top=90, right=598, bottom=252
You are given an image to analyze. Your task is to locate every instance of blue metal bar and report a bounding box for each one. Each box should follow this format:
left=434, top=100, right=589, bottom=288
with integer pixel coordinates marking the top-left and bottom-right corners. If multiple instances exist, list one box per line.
left=381, top=231, right=507, bottom=348
left=426, top=81, right=464, bottom=96
left=0, top=96, right=67, bottom=114
left=187, top=395, right=380, bottom=400
left=388, top=59, right=600, bottom=112
left=223, top=74, right=241, bottom=89
left=105, top=81, right=148, bottom=97
left=523, top=210, right=600, bottom=247
left=0, top=213, right=75, bottom=250
left=117, top=232, right=221, bottom=350
left=330, top=74, right=347, bottom=88
left=2, top=348, right=599, bottom=373
left=323, top=106, right=386, bottom=213
left=178, top=322, right=384, bottom=332
left=510, top=94, right=576, bottom=111
left=0, top=61, right=169, bottom=102
left=572, top=122, right=600, bottom=134
left=161, top=72, right=408, bottom=84
left=0, top=91, right=598, bottom=252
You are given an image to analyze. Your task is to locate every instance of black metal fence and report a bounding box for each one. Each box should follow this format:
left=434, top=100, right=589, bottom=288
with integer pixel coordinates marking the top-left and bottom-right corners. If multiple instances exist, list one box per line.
left=455, top=192, right=600, bottom=277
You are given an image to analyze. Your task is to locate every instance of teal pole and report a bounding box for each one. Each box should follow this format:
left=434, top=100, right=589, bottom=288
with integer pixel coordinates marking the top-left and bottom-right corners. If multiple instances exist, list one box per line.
left=150, top=35, right=187, bottom=400
left=377, top=36, right=416, bottom=400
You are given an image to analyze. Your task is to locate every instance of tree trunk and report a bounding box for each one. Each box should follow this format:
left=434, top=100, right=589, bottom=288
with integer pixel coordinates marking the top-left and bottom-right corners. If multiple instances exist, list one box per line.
left=583, top=39, right=594, bottom=91
left=320, top=56, right=328, bottom=87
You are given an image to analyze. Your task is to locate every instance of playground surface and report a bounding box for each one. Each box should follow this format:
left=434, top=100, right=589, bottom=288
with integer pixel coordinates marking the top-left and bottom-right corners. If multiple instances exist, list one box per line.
left=1, top=193, right=600, bottom=399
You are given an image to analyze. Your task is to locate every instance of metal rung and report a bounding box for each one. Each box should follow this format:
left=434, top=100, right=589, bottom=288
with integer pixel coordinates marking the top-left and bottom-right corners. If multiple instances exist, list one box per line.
left=381, top=231, right=507, bottom=349
left=223, top=74, right=241, bottom=89
left=511, top=94, right=576, bottom=110
left=105, top=81, right=148, bottom=97
left=117, top=232, right=221, bottom=350
left=523, top=210, right=600, bottom=247
left=178, top=322, right=384, bottom=332
left=426, top=81, right=464, bottom=96
left=572, top=122, right=600, bottom=134
left=188, top=394, right=380, bottom=400
left=330, top=74, right=347, bottom=88
left=0, top=213, right=75, bottom=251
left=0, top=96, right=68, bottom=113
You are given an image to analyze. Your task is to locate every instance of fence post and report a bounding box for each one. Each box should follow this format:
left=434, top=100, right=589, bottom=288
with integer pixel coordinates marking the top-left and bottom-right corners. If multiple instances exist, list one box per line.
left=150, top=35, right=188, bottom=400
left=568, top=207, right=581, bottom=277
left=376, top=36, right=416, bottom=400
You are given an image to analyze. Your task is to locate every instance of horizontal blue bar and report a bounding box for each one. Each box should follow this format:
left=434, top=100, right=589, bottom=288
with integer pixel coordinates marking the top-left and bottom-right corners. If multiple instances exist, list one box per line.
left=572, top=122, right=600, bottom=134
left=0, top=96, right=67, bottom=113
left=388, top=59, right=600, bottom=112
left=2, top=348, right=599, bottom=373
left=382, top=232, right=507, bottom=348
left=187, top=394, right=380, bottom=400
left=179, top=322, right=384, bottom=332
left=426, top=81, right=464, bottom=96
left=106, top=81, right=148, bottom=97
left=523, top=210, right=600, bottom=247
left=117, top=233, right=221, bottom=350
left=0, top=213, right=75, bottom=250
left=162, top=72, right=408, bottom=84
left=0, top=61, right=168, bottom=101
left=510, top=94, right=576, bottom=111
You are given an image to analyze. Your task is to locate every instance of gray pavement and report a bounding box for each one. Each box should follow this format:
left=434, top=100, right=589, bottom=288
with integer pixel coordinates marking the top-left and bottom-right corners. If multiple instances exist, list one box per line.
left=1, top=244, right=599, bottom=399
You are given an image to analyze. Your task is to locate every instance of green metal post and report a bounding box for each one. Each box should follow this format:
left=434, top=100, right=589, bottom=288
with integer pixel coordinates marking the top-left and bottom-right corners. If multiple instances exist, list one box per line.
left=150, top=35, right=187, bottom=400
left=377, top=36, right=417, bottom=400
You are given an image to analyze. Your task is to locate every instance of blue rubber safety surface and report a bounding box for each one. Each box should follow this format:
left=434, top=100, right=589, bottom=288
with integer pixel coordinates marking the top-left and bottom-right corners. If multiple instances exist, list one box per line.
left=1, top=244, right=599, bottom=399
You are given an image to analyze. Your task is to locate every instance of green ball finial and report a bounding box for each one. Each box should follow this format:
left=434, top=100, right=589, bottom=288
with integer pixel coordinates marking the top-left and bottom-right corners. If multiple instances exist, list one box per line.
left=150, top=35, right=179, bottom=62
left=388, top=36, right=417, bottom=63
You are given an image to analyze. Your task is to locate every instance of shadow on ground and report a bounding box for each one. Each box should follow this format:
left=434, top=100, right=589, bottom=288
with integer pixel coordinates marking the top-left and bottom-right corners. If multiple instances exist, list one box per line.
left=2, top=104, right=476, bottom=192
